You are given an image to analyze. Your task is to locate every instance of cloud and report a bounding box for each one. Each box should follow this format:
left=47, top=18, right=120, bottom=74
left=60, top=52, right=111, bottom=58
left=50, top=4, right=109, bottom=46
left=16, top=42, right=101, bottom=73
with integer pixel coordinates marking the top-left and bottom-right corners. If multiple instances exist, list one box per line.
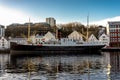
left=0, top=5, right=39, bottom=26
left=90, top=16, right=120, bottom=26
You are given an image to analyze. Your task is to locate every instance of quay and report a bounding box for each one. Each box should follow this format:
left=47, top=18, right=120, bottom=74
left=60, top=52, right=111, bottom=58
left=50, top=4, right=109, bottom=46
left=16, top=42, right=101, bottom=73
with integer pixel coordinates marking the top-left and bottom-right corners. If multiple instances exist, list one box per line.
left=101, top=47, right=120, bottom=52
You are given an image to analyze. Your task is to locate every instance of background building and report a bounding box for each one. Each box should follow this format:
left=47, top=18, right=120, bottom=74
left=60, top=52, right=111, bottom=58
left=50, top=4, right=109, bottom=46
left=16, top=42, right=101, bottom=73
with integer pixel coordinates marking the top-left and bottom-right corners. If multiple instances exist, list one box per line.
left=98, top=26, right=107, bottom=38
left=46, top=17, right=56, bottom=27
left=108, top=22, right=120, bottom=47
left=0, top=25, right=5, bottom=37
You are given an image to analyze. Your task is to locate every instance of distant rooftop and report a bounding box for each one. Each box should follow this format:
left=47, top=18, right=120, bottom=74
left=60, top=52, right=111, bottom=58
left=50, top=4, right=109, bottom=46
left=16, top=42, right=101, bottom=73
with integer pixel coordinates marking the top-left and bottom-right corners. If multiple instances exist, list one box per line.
left=0, top=25, right=4, bottom=28
left=108, top=21, right=120, bottom=25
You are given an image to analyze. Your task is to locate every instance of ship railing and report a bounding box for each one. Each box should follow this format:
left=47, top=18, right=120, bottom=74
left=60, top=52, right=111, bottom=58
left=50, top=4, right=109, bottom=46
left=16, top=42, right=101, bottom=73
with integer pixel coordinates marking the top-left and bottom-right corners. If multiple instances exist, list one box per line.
left=43, top=39, right=78, bottom=45
left=83, top=41, right=104, bottom=45
left=44, top=41, right=61, bottom=44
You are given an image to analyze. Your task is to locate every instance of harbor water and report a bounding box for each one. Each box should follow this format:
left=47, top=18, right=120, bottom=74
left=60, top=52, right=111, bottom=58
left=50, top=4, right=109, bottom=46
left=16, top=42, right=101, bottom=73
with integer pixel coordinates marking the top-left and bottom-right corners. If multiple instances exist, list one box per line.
left=0, top=51, right=120, bottom=80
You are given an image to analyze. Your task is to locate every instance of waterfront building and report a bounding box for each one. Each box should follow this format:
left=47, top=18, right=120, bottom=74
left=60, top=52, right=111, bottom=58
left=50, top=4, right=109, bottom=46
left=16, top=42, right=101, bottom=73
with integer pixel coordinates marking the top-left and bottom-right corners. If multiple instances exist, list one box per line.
left=68, top=30, right=83, bottom=41
left=0, top=25, right=5, bottom=37
left=88, top=34, right=98, bottom=42
left=30, top=32, right=55, bottom=44
left=43, top=31, right=56, bottom=42
left=0, top=37, right=8, bottom=49
left=46, top=17, right=56, bottom=27
left=30, top=35, right=43, bottom=44
left=99, top=33, right=109, bottom=46
left=108, top=22, right=120, bottom=47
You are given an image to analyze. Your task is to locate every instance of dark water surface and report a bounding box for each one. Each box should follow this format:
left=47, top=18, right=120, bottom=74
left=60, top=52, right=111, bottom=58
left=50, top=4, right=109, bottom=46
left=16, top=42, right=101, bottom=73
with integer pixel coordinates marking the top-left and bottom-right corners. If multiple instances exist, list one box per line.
left=0, top=52, right=120, bottom=80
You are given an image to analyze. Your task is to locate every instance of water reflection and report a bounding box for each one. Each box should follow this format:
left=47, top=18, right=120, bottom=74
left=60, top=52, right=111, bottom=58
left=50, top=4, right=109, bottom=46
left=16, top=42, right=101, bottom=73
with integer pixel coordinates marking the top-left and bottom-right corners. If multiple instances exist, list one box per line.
left=9, top=53, right=109, bottom=80
left=0, top=52, right=120, bottom=80
left=109, top=52, right=120, bottom=80
left=14, top=55, right=103, bottom=71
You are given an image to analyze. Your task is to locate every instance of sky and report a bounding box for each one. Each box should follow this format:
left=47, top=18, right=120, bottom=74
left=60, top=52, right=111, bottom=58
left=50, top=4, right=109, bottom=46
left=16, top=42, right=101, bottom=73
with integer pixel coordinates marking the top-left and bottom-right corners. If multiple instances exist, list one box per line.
left=0, top=0, right=120, bottom=26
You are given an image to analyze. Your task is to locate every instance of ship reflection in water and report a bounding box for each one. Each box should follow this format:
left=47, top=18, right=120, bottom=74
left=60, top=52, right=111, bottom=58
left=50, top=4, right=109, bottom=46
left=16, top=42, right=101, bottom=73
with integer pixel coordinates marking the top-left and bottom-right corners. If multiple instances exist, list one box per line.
left=0, top=52, right=120, bottom=80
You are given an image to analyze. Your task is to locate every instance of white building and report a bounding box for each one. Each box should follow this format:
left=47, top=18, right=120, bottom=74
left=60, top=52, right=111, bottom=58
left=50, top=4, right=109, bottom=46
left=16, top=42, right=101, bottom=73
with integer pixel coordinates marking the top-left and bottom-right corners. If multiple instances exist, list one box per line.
left=0, top=37, right=8, bottom=49
left=68, top=30, right=83, bottom=41
left=30, top=34, right=43, bottom=44
left=99, top=33, right=109, bottom=46
left=46, top=17, right=56, bottom=27
left=43, top=31, right=56, bottom=42
left=30, top=32, right=56, bottom=44
left=88, top=34, right=98, bottom=42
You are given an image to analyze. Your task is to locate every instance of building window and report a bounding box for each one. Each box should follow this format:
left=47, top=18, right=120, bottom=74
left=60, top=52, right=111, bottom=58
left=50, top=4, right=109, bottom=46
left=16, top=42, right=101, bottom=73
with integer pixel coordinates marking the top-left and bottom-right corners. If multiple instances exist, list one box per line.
left=110, top=33, right=113, bottom=37
left=118, top=38, right=120, bottom=41
left=102, top=36, right=105, bottom=38
left=2, top=43, right=4, bottom=48
left=118, top=33, right=120, bottom=37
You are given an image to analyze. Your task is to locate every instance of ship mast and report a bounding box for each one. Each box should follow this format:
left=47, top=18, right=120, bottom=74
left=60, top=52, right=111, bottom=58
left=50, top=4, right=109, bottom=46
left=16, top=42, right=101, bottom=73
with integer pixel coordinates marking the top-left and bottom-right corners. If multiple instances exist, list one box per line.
left=86, top=14, right=89, bottom=41
left=27, top=18, right=31, bottom=43
left=87, top=14, right=90, bottom=80
left=55, top=26, right=58, bottom=39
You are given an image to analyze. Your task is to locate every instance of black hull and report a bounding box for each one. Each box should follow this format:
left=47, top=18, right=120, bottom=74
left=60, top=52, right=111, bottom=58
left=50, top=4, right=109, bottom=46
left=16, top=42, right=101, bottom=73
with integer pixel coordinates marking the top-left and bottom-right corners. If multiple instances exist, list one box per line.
left=10, top=42, right=105, bottom=55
